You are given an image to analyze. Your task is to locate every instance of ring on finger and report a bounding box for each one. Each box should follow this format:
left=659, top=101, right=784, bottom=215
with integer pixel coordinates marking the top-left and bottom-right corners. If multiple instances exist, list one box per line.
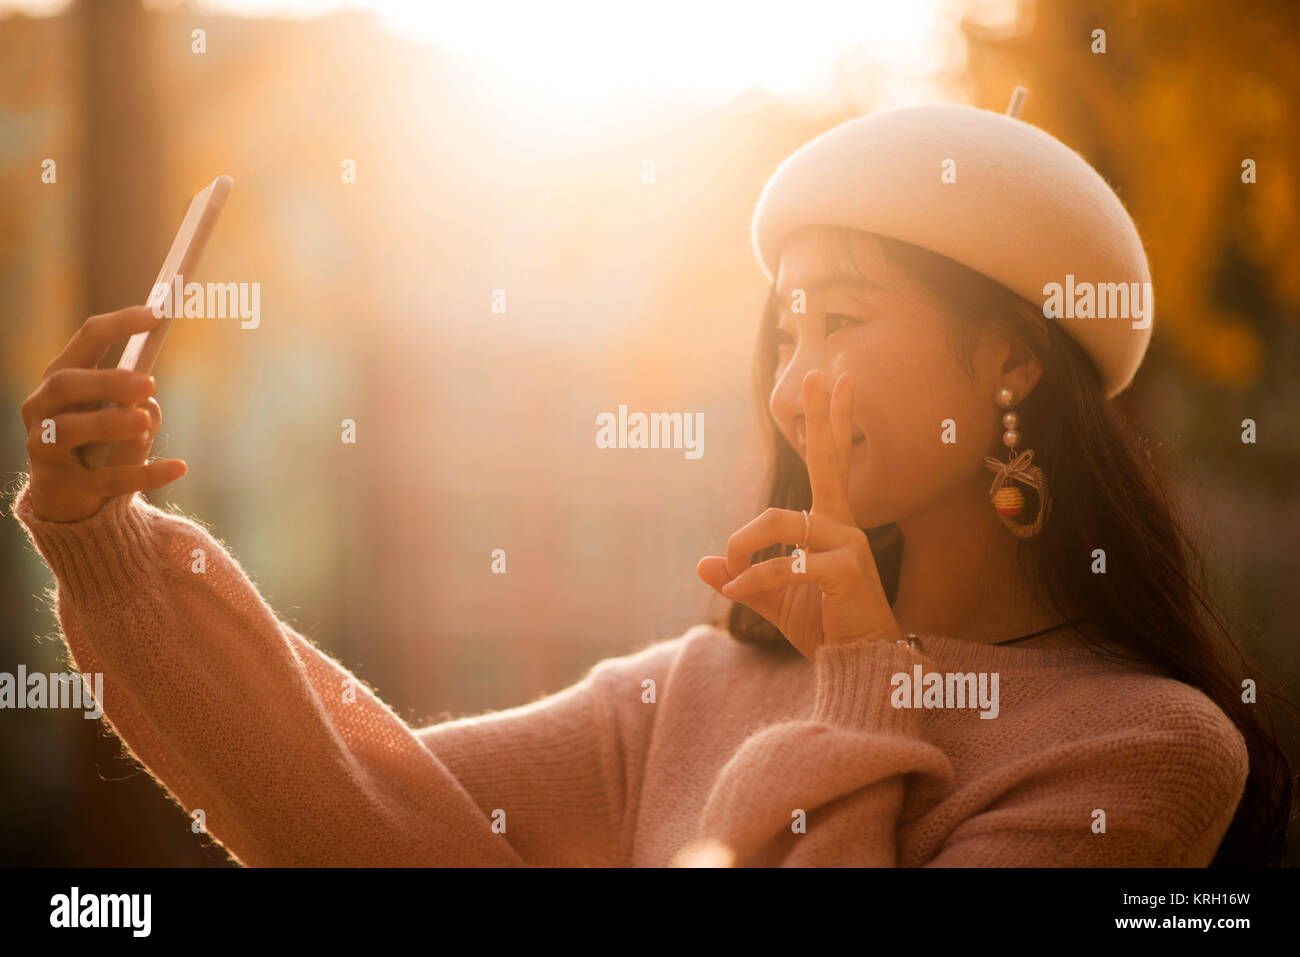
left=799, top=509, right=810, bottom=551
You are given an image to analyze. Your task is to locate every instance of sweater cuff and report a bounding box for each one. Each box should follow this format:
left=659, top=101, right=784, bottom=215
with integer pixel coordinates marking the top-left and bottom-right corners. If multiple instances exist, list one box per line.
left=9, top=478, right=159, bottom=609
left=812, top=637, right=935, bottom=735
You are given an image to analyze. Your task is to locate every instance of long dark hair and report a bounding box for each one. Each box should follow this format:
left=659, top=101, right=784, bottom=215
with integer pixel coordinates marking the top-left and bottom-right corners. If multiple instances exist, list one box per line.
left=721, top=226, right=1295, bottom=867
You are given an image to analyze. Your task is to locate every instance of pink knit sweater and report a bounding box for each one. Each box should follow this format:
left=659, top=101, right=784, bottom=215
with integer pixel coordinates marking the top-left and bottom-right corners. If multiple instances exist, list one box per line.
left=11, top=479, right=1249, bottom=867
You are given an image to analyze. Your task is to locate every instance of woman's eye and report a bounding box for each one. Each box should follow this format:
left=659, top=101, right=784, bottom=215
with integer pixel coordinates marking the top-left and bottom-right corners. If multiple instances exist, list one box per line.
left=825, top=313, right=866, bottom=334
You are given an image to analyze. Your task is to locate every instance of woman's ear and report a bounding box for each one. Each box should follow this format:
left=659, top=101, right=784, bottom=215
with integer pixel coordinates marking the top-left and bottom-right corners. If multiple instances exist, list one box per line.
left=1004, top=332, right=1044, bottom=401
left=975, top=323, right=1043, bottom=402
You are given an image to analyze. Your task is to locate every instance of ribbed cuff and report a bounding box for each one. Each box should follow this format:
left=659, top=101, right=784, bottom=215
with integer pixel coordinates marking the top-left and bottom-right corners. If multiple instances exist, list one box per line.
left=10, top=478, right=158, bottom=609
left=812, top=638, right=936, bottom=735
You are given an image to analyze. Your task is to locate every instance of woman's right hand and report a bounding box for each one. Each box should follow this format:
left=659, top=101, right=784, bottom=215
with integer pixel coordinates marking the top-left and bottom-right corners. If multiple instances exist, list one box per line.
left=20, top=305, right=188, bottom=523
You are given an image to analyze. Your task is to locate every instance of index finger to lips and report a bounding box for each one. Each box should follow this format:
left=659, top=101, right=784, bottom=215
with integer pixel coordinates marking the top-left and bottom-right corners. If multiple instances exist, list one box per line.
left=803, top=370, right=853, bottom=522
left=43, top=305, right=165, bottom=377
left=829, top=372, right=854, bottom=487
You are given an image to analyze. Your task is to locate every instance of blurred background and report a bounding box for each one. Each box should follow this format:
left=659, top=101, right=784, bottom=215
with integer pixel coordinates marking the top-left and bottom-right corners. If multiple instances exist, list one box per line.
left=1, top=0, right=1296, bottom=865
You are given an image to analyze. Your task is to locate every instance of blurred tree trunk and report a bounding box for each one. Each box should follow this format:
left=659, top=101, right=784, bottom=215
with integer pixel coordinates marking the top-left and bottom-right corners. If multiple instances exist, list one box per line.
left=75, top=0, right=177, bottom=865
left=82, top=0, right=164, bottom=319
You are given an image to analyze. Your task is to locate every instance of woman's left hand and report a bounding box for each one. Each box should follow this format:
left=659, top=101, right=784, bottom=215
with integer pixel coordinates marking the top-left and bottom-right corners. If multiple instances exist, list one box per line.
left=697, top=370, right=902, bottom=660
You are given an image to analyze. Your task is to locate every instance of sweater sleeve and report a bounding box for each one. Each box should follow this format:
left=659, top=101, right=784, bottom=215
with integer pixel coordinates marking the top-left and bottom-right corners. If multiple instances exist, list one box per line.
left=8, top=479, right=670, bottom=867
left=918, top=688, right=1251, bottom=867
left=691, top=638, right=955, bottom=866
left=412, top=634, right=674, bottom=867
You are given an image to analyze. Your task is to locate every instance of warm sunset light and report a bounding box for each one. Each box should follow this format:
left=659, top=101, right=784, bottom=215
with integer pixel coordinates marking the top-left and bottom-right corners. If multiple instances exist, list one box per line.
left=2, top=0, right=1297, bottom=924
left=185, top=0, right=971, bottom=104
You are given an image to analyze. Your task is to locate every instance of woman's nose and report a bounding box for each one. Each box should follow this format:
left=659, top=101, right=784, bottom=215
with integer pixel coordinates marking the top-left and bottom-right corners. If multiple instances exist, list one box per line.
left=770, top=350, right=824, bottom=436
left=769, top=362, right=800, bottom=426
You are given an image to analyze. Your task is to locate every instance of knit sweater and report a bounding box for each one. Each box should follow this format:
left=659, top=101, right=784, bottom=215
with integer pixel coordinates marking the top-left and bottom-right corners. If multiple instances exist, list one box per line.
left=10, top=479, right=1249, bottom=867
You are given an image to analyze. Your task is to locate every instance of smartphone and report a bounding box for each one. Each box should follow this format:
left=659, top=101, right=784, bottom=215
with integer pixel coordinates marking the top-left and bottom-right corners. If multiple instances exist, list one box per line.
left=77, top=175, right=234, bottom=470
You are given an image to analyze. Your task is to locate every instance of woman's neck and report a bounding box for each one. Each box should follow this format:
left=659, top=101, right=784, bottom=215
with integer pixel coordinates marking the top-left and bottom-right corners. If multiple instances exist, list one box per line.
left=889, top=474, right=1073, bottom=647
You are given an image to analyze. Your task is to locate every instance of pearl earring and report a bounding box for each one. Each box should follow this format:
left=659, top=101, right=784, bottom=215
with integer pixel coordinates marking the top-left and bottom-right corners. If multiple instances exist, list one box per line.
left=985, top=387, right=1050, bottom=537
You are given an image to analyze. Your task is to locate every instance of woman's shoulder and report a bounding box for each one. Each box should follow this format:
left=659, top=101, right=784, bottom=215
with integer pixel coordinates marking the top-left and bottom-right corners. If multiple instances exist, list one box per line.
left=583, top=623, right=803, bottom=706
left=588, top=623, right=772, bottom=678
left=1027, top=657, right=1249, bottom=783
left=1109, top=672, right=1244, bottom=754
left=920, top=630, right=1249, bottom=778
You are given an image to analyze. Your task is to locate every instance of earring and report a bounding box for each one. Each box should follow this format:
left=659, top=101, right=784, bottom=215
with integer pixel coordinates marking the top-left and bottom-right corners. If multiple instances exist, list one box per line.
left=984, top=387, right=1050, bottom=538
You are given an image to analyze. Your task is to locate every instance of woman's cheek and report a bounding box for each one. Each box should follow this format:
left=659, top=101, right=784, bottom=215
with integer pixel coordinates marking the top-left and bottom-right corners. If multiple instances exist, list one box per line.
left=846, top=411, right=900, bottom=519
left=848, top=395, right=948, bottom=523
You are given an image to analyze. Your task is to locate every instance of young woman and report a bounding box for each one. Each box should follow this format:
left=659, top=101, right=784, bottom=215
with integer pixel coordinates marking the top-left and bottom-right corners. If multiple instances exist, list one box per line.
left=14, top=104, right=1293, bottom=867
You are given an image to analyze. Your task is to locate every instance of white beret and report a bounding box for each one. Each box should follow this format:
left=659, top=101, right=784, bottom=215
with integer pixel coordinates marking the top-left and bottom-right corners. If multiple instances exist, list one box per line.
left=750, top=103, right=1154, bottom=398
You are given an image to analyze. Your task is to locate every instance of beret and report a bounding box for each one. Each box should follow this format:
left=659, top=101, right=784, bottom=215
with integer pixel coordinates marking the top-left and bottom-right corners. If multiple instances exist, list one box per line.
left=750, top=103, right=1154, bottom=398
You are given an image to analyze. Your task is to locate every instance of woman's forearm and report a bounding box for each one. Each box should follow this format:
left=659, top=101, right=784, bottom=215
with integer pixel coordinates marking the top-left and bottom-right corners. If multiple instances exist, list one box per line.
left=11, top=478, right=532, bottom=866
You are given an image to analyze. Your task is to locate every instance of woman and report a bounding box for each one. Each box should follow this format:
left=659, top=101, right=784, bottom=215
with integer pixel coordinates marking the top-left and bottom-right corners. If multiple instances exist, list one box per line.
left=13, top=103, right=1292, bottom=867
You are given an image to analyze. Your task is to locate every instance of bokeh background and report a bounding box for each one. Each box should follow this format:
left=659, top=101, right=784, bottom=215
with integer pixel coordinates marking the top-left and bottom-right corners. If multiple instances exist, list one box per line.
left=1, top=0, right=1296, bottom=865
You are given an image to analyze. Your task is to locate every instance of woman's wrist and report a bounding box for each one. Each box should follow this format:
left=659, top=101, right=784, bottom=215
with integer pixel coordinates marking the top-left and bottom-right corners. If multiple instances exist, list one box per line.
left=822, top=623, right=905, bottom=649
left=11, top=478, right=156, bottom=610
left=812, top=636, right=931, bottom=732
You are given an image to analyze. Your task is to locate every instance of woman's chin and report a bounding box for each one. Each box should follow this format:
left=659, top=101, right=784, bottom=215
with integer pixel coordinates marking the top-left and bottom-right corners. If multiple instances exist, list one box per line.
left=847, top=496, right=895, bottom=533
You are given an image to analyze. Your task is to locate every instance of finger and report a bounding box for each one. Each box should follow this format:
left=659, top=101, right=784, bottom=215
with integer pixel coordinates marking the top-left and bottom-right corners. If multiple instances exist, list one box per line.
left=43, top=305, right=165, bottom=376
left=699, top=555, right=788, bottom=627
left=140, top=395, right=162, bottom=433
left=697, top=555, right=732, bottom=594
left=724, top=508, right=801, bottom=579
left=21, top=367, right=155, bottom=430
left=27, top=406, right=153, bottom=462
left=108, top=397, right=163, bottom=469
left=829, top=372, right=854, bottom=487
left=723, top=506, right=860, bottom=579
left=721, top=554, right=804, bottom=598
left=88, top=459, right=188, bottom=498
left=802, top=370, right=853, bottom=522
left=722, top=547, right=863, bottom=600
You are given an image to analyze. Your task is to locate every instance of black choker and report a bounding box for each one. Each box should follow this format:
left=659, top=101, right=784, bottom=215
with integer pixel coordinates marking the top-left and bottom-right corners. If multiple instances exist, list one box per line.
left=993, top=617, right=1088, bottom=646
